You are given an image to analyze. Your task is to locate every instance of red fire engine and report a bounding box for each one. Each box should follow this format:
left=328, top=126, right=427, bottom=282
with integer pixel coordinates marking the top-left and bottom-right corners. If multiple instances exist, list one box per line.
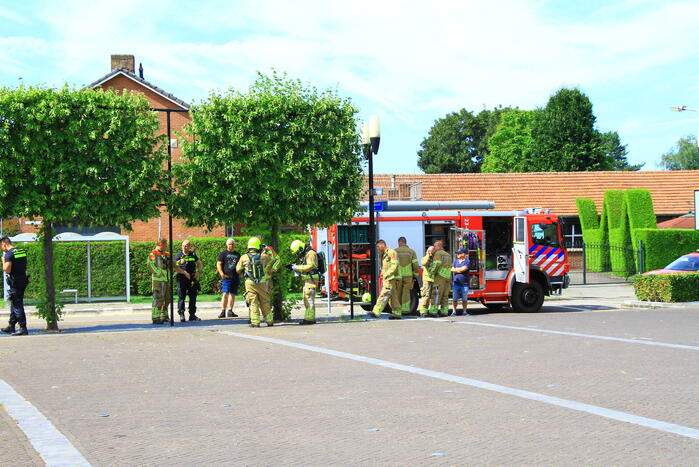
left=312, top=201, right=570, bottom=313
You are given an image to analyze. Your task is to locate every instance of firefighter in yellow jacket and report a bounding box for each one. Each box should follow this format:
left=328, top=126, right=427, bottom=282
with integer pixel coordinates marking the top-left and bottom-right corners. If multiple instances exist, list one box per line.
left=147, top=238, right=171, bottom=324
left=236, top=237, right=274, bottom=327
left=430, top=240, right=452, bottom=317
left=369, top=239, right=402, bottom=319
left=288, top=240, right=320, bottom=325
left=395, top=236, right=419, bottom=315
left=418, top=245, right=435, bottom=317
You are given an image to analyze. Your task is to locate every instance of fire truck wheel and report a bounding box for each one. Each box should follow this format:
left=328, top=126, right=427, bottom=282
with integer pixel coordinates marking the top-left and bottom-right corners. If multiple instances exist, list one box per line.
left=511, top=280, right=544, bottom=313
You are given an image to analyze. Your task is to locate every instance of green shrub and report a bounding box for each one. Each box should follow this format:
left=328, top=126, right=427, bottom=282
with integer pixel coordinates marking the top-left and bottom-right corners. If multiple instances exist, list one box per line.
left=634, top=229, right=699, bottom=271
left=633, top=273, right=699, bottom=302
left=576, top=197, right=607, bottom=271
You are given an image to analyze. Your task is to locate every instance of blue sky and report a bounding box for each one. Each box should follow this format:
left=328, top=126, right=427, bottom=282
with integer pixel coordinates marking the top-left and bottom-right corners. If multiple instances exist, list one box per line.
left=2, top=0, right=699, bottom=174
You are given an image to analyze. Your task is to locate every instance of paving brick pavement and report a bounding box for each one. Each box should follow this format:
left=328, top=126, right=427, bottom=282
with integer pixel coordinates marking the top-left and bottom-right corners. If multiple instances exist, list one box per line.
left=0, top=398, right=43, bottom=466
left=0, top=306, right=697, bottom=465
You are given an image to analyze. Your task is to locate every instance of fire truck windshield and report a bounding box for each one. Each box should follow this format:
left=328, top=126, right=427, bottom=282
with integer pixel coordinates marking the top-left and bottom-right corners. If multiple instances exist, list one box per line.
left=531, top=223, right=560, bottom=248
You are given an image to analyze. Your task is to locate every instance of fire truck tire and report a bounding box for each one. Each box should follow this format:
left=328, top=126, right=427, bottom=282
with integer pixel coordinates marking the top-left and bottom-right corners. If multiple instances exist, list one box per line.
left=511, top=280, right=544, bottom=313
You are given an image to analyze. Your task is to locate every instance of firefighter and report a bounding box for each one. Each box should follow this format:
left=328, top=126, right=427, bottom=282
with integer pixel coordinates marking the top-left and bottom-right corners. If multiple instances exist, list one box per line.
left=287, top=239, right=320, bottom=325
left=430, top=240, right=452, bottom=317
left=368, top=239, right=402, bottom=319
left=395, top=236, right=419, bottom=316
left=418, top=245, right=435, bottom=317
left=147, top=238, right=171, bottom=324
left=236, top=237, right=274, bottom=327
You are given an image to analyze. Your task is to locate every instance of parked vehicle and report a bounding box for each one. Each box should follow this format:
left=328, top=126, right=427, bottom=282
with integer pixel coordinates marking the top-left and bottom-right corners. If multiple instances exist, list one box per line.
left=643, top=251, right=699, bottom=275
left=312, top=202, right=570, bottom=313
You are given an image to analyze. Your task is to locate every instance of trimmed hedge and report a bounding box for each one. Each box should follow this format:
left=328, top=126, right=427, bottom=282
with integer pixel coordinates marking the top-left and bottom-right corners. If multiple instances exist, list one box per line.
left=14, top=235, right=310, bottom=300
left=633, top=273, right=699, bottom=302
left=575, top=197, right=606, bottom=271
left=634, top=228, right=699, bottom=271
left=577, top=189, right=657, bottom=277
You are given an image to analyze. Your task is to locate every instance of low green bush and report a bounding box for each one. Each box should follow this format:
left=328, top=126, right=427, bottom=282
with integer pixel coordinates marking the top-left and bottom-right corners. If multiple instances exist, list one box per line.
left=633, top=273, right=699, bottom=302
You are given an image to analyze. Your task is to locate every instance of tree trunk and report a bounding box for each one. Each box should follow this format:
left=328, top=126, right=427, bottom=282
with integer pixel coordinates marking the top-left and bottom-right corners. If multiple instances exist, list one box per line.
left=270, top=220, right=283, bottom=321
left=42, top=222, right=59, bottom=331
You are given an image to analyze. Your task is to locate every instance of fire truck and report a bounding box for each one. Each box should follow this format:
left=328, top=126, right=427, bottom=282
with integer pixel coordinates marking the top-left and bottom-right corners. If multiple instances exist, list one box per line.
left=312, top=201, right=570, bottom=313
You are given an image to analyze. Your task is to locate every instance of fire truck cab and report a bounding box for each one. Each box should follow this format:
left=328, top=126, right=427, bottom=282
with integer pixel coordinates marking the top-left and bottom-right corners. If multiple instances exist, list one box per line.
left=313, top=203, right=569, bottom=313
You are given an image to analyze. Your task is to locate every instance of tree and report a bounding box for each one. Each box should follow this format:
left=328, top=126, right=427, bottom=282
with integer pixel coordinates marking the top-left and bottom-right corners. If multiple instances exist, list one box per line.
left=0, top=86, right=166, bottom=330
left=599, top=131, right=643, bottom=171
left=417, top=107, right=508, bottom=173
left=659, top=135, right=699, bottom=170
left=531, top=88, right=608, bottom=172
left=482, top=109, right=538, bottom=173
left=172, top=71, right=363, bottom=319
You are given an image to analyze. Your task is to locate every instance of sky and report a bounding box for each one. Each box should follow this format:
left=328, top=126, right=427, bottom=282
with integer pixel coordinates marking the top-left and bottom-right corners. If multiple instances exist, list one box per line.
left=2, top=0, right=699, bottom=174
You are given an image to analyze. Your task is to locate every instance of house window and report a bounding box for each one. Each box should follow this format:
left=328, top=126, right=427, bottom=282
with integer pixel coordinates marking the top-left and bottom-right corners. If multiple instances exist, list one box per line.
left=561, top=218, right=583, bottom=249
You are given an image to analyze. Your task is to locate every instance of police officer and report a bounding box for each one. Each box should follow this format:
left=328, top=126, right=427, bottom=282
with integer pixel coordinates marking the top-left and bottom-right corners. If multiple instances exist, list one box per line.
left=236, top=237, right=274, bottom=327
left=147, top=238, right=171, bottom=325
left=1, top=236, right=29, bottom=336
left=288, top=240, right=320, bottom=325
left=395, top=236, right=419, bottom=316
left=368, top=239, right=402, bottom=319
left=174, top=240, right=203, bottom=322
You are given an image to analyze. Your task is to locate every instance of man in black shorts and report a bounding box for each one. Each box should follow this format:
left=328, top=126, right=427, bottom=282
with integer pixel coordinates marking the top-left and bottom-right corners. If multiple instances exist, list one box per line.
left=216, top=238, right=240, bottom=318
left=1, top=236, right=29, bottom=336
left=174, top=240, right=203, bottom=322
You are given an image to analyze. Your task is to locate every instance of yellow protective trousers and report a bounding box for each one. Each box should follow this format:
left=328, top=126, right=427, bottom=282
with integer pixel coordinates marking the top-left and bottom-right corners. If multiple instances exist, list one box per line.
left=303, top=278, right=319, bottom=321
left=152, top=280, right=171, bottom=320
left=372, top=278, right=401, bottom=317
left=418, top=280, right=435, bottom=316
left=397, top=276, right=414, bottom=313
left=244, top=280, right=272, bottom=325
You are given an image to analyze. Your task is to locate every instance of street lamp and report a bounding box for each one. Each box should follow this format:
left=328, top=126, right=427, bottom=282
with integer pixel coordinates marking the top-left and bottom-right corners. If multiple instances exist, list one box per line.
left=361, top=116, right=380, bottom=310
left=670, top=105, right=699, bottom=147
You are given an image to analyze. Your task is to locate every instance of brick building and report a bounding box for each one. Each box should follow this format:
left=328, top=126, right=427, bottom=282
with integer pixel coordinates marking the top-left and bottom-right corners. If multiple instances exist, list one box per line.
left=85, top=54, right=227, bottom=241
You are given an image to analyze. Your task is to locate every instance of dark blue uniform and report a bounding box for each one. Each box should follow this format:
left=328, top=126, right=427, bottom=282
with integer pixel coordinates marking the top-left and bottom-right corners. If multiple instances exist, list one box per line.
left=4, top=246, right=28, bottom=332
left=175, top=251, right=200, bottom=320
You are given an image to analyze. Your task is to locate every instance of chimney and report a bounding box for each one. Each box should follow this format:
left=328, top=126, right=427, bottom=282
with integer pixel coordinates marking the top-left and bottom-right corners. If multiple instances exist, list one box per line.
left=110, top=54, right=135, bottom=73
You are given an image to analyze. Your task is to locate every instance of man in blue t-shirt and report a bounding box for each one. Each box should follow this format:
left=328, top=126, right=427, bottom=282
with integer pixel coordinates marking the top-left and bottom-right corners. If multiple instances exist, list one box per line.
left=216, top=239, right=241, bottom=319
left=1, top=236, right=29, bottom=336
left=451, top=248, right=470, bottom=316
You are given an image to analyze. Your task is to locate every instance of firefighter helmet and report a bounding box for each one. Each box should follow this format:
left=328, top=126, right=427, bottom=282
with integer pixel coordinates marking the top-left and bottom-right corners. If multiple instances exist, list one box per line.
left=290, top=240, right=305, bottom=254
left=247, top=237, right=261, bottom=250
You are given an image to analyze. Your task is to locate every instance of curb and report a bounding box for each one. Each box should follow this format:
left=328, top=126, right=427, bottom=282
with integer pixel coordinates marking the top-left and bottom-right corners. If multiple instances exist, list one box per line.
left=623, top=300, right=699, bottom=309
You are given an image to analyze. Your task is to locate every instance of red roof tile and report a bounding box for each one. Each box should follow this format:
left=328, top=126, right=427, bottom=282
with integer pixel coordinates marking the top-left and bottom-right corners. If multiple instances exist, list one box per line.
left=365, top=171, right=699, bottom=216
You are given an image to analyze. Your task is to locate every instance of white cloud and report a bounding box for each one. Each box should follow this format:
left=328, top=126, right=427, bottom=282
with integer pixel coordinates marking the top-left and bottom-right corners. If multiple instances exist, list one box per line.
left=4, top=0, right=699, bottom=171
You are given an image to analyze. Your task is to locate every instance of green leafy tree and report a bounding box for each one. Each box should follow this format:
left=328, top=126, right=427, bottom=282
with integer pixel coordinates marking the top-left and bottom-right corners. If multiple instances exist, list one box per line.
left=417, top=107, right=508, bottom=173
left=172, top=71, right=363, bottom=319
left=482, top=109, right=538, bottom=173
left=599, top=131, right=643, bottom=171
left=0, top=86, right=166, bottom=330
left=659, top=134, right=699, bottom=170
left=531, top=88, right=608, bottom=171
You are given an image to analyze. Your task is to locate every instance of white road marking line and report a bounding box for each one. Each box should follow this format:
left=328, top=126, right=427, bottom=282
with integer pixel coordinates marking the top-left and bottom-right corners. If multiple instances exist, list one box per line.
left=437, top=320, right=699, bottom=351
left=0, top=379, right=91, bottom=466
left=219, top=331, right=699, bottom=440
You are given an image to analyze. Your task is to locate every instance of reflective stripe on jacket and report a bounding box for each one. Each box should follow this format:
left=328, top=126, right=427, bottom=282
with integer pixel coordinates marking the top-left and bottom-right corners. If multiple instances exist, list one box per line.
left=396, top=245, right=419, bottom=278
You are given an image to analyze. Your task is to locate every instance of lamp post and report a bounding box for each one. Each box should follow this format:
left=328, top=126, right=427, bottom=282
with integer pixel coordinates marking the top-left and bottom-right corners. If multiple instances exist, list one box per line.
left=670, top=105, right=699, bottom=147
left=361, top=116, right=381, bottom=309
